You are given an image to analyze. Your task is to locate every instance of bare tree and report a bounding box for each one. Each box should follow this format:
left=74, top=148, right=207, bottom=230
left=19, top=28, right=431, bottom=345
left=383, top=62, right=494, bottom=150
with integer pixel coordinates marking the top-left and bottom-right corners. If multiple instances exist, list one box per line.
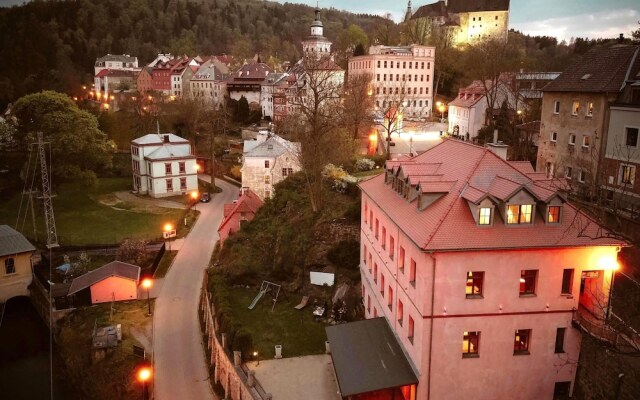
left=373, top=79, right=411, bottom=160
left=341, top=72, right=374, bottom=139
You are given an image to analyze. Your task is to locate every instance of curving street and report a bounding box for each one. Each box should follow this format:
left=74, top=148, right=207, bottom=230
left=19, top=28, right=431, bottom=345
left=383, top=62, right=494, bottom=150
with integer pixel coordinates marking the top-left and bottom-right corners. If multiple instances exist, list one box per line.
left=153, top=177, right=238, bottom=400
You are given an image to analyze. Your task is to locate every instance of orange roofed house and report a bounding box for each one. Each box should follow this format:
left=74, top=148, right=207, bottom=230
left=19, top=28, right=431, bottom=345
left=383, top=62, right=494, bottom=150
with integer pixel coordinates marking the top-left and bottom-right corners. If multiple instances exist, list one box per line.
left=345, top=139, right=625, bottom=400
left=218, top=189, right=263, bottom=245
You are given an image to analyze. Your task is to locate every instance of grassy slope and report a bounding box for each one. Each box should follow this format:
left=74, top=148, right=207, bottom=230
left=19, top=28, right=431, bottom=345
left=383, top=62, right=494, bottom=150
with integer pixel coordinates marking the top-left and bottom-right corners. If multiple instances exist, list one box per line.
left=0, top=177, right=187, bottom=246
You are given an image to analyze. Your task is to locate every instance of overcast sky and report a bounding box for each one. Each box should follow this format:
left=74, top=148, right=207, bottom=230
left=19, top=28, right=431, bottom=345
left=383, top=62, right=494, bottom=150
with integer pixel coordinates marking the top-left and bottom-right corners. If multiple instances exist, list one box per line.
left=1, top=0, right=638, bottom=42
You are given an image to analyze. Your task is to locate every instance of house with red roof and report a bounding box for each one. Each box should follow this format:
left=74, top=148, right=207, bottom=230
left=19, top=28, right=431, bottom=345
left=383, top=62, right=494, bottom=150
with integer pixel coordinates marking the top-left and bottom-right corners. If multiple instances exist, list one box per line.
left=217, top=189, right=263, bottom=245
left=358, top=138, right=624, bottom=399
left=227, top=62, right=272, bottom=108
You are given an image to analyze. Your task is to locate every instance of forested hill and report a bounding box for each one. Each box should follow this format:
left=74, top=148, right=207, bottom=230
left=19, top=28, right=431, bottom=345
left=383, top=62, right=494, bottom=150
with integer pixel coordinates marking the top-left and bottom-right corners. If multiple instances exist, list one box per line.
left=0, top=0, right=384, bottom=107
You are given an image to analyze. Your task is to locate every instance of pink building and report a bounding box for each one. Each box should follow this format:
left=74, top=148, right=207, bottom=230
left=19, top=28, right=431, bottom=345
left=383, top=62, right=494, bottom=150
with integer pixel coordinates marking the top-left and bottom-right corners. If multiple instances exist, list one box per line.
left=356, top=139, right=624, bottom=400
left=67, top=261, right=140, bottom=305
left=218, top=189, right=263, bottom=245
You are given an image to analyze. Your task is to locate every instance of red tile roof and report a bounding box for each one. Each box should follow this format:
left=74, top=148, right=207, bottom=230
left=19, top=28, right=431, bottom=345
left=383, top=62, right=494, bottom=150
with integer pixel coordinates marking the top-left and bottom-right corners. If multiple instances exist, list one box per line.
left=360, top=139, right=625, bottom=251
left=218, top=189, right=264, bottom=233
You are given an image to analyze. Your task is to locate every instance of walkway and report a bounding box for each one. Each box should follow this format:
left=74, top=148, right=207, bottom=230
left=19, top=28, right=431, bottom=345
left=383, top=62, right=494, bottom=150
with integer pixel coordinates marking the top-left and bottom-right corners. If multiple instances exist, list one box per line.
left=153, top=177, right=238, bottom=400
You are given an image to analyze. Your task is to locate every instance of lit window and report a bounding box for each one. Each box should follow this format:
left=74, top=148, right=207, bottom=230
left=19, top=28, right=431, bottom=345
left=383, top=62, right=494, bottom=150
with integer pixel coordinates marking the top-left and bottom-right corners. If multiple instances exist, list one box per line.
left=463, top=331, right=480, bottom=357
left=466, top=271, right=484, bottom=297
left=520, top=270, right=537, bottom=295
left=4, top=258, right=15, bottom=274
left=507, top=204, right=533, bottom=224
left=408, top=316, right=414, bottom=343
left=514, top=329, right=531, bottom=354
left=572, top=101, right=580, bottom=115
left=587, top=102, right=593, bottom=117
left=619, top=165, right=636, bottom=185
left=547, top=206, right=561, bottom=223
left=264, top=175, right=270, bottom=184
left=479, top=207, right=491, bottom=225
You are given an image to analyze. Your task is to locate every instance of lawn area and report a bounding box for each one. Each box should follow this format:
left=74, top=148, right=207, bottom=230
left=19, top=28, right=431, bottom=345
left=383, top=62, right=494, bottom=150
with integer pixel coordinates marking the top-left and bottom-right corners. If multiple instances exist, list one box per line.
left=0, top=177, right=189, bottom=246
left=56, top=300, right=153, bottom=400
left=226, top=286, right=329, bottom=359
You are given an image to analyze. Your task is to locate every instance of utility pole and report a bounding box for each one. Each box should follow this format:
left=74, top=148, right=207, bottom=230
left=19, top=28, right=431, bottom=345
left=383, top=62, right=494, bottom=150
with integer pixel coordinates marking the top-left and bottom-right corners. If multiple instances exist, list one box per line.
left=36, top=132, right=59, bottom=249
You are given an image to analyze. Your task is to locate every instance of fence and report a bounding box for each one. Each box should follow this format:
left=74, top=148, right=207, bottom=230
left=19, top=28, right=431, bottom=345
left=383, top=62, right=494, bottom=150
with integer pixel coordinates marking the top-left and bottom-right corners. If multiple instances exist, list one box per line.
left=199, top=272, right=268, bottom=400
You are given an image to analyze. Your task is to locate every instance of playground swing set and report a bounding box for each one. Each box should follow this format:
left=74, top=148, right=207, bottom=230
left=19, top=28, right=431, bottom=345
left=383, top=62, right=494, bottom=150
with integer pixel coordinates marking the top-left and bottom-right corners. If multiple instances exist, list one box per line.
left=248, top=281, right=282, bottom=311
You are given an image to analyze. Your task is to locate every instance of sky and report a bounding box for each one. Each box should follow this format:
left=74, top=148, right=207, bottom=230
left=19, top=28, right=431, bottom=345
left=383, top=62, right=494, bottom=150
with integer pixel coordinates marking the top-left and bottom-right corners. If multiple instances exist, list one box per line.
left=0, top=0, right=638, bottom=42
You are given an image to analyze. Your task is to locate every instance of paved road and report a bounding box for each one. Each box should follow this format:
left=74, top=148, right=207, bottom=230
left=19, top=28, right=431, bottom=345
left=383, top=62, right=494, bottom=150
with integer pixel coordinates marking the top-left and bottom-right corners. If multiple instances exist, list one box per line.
left=153, top=178, right=238, bottom=400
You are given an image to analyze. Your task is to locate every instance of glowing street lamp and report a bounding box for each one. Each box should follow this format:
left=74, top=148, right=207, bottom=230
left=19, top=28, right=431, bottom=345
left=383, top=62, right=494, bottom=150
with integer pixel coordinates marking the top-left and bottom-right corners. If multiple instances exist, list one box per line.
left=190, top=190, right=199, bottom=211
left=601, top=254, right=621, bottom=321
left=103, top=103, right=110, bottom=110
left=253, top=351, right=260, bottom=366
left=137, top=366, right=152, bottom=400
left=164, top=223, right=174, bottom=251
left=438, top=104, right=446, bottom=123
left=141, top=278, right=153, bottom=316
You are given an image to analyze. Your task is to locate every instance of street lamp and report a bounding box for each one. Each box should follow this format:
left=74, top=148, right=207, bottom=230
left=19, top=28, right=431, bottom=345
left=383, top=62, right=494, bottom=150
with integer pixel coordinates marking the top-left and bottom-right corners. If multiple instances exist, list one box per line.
left=253, top=351, right=260, bottom=366
left=601, top=255, right=620, bottom=322
left=190, top=190, right=199, bottom=211
left=164, top=223, right=173, bottom=252
left=438, top=105, right=446, bottom=123
left=141, top=278, right=153, bottom=316
left=137, top=366, right=152, bottom=400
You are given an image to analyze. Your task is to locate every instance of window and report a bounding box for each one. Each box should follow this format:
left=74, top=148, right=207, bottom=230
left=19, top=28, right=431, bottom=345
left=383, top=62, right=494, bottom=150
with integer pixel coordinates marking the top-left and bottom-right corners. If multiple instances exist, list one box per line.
left=579, top=169, right=586, bottom=183
left=179, top=162, right=186, bottom=174
left=555, top=328, right=567, bottom=353
left=374, top=308, right=378, bottom=317
left=165, top=163, right=172, bottom=175
left=264, top=175, right=271, bottom=184
left=572, top=101, right=580, bottom=115
left=368, top=254, right=372, bottom=272
left=282, top=168, right=293, bottom=177
left=408, top=316, right=414, bottom=343
left=551, top=131, right=557, bottom=142
left=363, top=246, right=367, bottom=266
left=376, top=74, right=380, bottom=81
left=619, top=165, right=636, bottom=185
left=389, top=236, right=395, bottom=259
left=264, top=160, right=270, bottom=168
left=384, top=61, right=387, bottom=68
left=409, top=259, right=416, bottom=287
left=380, top=274, right=385, bottom=294
left=626, top=127, right=639, bottom=147
left=180, top=177, right=187, bottom=190
left=561, top=269, right=574, bottom=294
left=166, top=179, right=173, bottom=192
left=462, top=331, right=480, bottom=357
left=466, top=271, right=484, bottom=297
left=565, top=166, right=573, bottom=179
left=369, top=211, right=373, bottom=230
left=399, top=246, right=405, bottom=272
left=569, top=134, right=576, bottom=145
left=514, top=329, right=531, bottom=354
left=398, top=300, right=404, bottom=325
left=554, top=101, right=560, bottom=114
left=374, top=263, right=378, bottom=283
left=132, top=146, right=139, bottom=156
left=587, top=102, right=593, bottom=117
left=381, top=226, right=386, bottom=249
left=520, top=270, right=537, bottom=295
left=388, top=286, right=393, bottom=310
left=582, top=136, right=590, bottom=148
left=375, top=219, right=379, bottom=239
left=507, top=204, right=533, bottom=224
left=377, top=60, right=380, bottom=68
left=4, top=258, right=15, bottom=274
left=479, top=207, right=491, bottom=225
left=547, top=206, right=561, bottom=223
left=367, top=295, right=371, bottom=312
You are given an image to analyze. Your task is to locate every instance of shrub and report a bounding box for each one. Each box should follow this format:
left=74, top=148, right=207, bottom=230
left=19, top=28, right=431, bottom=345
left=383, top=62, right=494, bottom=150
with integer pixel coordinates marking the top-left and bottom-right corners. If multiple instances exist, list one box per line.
left=327, top=239, right=360, bottom=270
left=355, top=158, right=375, bottom=171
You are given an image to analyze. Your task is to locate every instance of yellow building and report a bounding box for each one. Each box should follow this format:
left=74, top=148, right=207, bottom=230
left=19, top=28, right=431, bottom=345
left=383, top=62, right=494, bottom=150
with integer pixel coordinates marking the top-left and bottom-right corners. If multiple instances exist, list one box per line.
left=0, top=225, right=35, bottom=302
left=408, top=0, right=510, bottom=46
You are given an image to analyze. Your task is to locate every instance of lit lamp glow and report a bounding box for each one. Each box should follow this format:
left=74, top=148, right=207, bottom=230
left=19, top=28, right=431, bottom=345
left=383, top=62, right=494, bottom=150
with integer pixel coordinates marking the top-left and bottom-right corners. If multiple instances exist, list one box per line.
left=164, top=223, right=174, bottom=251
left=599, top=256, right=620, bottom=271
left=141, top=278, right=153, bottom=316
left=137, top=367, right=152, bottom=400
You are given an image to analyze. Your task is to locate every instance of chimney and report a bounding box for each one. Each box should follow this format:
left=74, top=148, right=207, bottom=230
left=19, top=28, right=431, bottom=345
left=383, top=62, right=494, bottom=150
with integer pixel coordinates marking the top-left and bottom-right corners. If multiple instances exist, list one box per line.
left=619, top=33, right=624, bottom=43
left=493, top=129, right=498, bottom=145
left=163, top=135, right=170, bottom=144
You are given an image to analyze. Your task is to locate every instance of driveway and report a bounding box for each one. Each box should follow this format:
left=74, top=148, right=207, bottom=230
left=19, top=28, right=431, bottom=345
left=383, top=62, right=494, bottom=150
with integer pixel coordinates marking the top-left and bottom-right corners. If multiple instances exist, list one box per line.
left=153, top=177, right=238, bottom=400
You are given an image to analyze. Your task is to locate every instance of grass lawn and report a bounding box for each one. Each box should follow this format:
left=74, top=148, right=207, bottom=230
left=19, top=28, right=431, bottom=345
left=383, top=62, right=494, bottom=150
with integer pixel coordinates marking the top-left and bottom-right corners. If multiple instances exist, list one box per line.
left=352, top=169, right=384, bottom=179
left=226, top=286, right=328, bottom=359
left=0, top=177, right=189, bottom=246
left=154, top=250, right=178, bottom=278
left=57, top=300, right=153, bottom=400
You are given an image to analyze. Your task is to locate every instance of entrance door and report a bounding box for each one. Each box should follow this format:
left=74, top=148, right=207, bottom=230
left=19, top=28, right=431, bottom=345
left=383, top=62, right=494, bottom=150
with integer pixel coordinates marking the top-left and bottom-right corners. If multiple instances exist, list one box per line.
left=579, top=270, right=604, bottom=318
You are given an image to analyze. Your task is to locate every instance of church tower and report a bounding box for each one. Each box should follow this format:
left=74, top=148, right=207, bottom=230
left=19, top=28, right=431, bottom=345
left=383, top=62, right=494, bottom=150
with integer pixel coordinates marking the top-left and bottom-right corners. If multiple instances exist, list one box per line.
left=302, top=6, right=332, bottom=57
left=404, top=1, right=413, bottom=22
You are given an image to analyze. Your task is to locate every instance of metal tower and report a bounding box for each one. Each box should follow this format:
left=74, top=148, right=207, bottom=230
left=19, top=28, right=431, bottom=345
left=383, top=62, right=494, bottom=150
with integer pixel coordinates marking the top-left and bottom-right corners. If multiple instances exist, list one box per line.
left=37, top=132, right=59, bottom=249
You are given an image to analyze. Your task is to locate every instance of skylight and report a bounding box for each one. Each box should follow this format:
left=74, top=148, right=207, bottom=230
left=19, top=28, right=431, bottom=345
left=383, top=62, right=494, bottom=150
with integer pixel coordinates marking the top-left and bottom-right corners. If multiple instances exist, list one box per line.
left=581, top=74, right=591, bottom=80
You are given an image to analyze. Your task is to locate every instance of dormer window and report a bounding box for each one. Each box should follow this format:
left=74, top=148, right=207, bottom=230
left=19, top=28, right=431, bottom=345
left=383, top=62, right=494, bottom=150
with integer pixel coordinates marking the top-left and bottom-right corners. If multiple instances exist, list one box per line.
left=479, top=207, right=492, bottom=225
left=547, top=206, right=561, bottom=224
left=507, top=204, right=533, bottom=225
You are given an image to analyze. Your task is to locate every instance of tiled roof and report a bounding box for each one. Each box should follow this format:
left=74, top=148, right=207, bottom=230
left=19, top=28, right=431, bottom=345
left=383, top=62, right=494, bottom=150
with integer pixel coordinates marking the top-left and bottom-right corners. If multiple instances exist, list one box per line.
left=0, top=225, right=35, bottom=257
left=544, top=45, right=640, bottom=93
left=68, top=261, right=140, bottom=295
left=132, top=133, right=189, bottom=145
left=228, top=62, right=272, bottom=83
left=95, top=54, right=137, bottom=65
left=244, top=135, right=300, bottom=158
left=447, top=0, right=510, bottom=13
left=192, top=64, right=224, bottom=81
left=412, top=1, right=448, bottom=19
left=145, top=145, right=193, bottom=160
left=223, top=204, right=235, bottom=218
left=218, top=190, right=263, bottom=233
left=361, top=139, right=624, bottom=251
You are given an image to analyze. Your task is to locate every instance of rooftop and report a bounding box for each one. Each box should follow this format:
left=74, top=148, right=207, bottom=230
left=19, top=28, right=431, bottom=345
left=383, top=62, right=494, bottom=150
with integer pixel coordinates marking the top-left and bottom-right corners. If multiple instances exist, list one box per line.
left=218, top=189, right=264, bottom=233
left=132, top=133, right=190, bottom=146
left=68, top=261, right=140, bottom=295
left=0, top=225, right=35, bottom=257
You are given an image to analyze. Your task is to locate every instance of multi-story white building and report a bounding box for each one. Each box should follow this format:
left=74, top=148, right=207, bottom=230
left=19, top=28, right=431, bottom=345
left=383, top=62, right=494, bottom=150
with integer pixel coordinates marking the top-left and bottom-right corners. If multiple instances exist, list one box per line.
left=227, top=63, right=272, bottom=108
left=190, top=62, right=227, bottom=106
left=131, top=133, right=198, bottom=198
left=94, top=54, right=140, bottom=97
left=345, top=138, right=625, bottom=400
left=241, top=132, right=300, bottom=200
left=94, top=54, right=139, bottom=76
left=348, top=45, right=435, bottom=119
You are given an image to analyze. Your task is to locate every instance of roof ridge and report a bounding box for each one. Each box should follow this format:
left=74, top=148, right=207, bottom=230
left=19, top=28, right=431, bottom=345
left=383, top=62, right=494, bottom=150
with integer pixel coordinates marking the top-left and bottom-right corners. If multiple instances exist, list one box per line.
left=601, top=47, right=636, bottom=93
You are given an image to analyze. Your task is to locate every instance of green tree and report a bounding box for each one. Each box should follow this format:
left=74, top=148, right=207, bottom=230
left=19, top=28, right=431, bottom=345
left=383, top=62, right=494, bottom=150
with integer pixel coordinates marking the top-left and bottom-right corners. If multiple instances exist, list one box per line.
left=12, top=91, right=113, bottom=182
left=236, top=96, right=250, bottom=124
left=336, top=24, right=369, bottom=67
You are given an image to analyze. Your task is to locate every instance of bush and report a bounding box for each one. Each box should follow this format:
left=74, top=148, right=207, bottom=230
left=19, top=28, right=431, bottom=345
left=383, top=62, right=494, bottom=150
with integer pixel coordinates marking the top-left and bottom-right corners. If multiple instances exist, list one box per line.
left=327, top=239, right=360, bottom=270
left=233, top=329, right=253, bottom=359
left=355, top=158, right=375, bottom=171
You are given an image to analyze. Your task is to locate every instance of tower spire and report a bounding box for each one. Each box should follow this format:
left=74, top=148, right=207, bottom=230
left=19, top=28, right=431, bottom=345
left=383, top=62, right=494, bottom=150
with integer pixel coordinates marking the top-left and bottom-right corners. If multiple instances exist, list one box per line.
left=404, top=0, right=413, bottom=22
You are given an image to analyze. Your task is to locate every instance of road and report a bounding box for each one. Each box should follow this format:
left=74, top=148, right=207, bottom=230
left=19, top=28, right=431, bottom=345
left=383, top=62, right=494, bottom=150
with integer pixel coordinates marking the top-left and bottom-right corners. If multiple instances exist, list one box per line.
left=153, top=177, right=238, bottom=400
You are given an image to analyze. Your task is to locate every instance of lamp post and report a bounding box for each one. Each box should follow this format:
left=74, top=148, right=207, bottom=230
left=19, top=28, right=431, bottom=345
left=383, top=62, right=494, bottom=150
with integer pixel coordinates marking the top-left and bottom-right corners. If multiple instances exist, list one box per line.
left=438, top=104, right=446, bottom=124
left=137, top=366, right=152, bottom=400
left=164, top=223, right=173, bottom=252
left=253, top=351, right=260, bottom=366
left=190, top=190, right=199, bottom=211
left=141, top=278, right=153, bottom=316
left=601, top=255, right=620, bottom=322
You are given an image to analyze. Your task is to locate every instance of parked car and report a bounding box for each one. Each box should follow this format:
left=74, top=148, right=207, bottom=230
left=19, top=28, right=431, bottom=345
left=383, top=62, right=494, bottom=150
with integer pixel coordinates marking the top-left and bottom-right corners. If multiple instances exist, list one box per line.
left=200, top=192, right=211, bottom=203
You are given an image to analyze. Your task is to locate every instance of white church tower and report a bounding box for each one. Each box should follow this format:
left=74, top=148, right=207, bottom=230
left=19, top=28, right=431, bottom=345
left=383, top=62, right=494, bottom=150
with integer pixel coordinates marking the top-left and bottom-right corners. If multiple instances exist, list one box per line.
left=302, top=6, right=332, bottom=57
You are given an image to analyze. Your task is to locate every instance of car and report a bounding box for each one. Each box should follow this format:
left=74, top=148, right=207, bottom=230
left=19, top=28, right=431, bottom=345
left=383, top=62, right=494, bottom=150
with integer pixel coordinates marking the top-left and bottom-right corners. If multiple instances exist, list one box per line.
left=200, top=192, right=211, bottom=203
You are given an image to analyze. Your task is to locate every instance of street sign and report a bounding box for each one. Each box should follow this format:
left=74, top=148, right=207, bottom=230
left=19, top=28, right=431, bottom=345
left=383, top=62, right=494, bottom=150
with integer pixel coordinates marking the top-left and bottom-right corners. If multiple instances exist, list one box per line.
left=163, top=229, right=177, bottom=239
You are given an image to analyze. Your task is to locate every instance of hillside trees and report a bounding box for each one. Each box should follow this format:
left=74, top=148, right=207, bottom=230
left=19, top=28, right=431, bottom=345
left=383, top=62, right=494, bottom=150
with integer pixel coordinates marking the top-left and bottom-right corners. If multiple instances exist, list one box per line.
left=12, top=91, right=113, bottom=182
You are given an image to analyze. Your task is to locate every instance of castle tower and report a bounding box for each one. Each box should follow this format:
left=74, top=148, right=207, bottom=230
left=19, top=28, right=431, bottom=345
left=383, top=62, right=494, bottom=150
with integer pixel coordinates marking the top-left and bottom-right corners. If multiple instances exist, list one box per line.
left=302, top=6, right=332, bottom=57
left=404, top=0, right=413, bottom=22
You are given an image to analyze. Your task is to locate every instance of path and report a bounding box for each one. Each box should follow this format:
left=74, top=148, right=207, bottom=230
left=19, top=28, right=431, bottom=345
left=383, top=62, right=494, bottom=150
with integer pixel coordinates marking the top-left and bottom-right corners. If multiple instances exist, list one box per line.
left=153, top=177, right=238, bottom=400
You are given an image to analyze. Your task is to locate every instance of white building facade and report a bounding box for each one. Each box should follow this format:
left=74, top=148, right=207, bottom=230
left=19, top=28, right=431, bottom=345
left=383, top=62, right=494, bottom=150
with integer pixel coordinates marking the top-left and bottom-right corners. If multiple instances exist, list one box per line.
left=131, top=133, right=198, bottom=198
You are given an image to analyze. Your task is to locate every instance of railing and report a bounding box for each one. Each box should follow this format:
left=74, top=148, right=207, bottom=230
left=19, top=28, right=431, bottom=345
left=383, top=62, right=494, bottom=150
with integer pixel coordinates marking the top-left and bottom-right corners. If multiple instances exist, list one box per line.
left=572, top=308, right=620, bottom=345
